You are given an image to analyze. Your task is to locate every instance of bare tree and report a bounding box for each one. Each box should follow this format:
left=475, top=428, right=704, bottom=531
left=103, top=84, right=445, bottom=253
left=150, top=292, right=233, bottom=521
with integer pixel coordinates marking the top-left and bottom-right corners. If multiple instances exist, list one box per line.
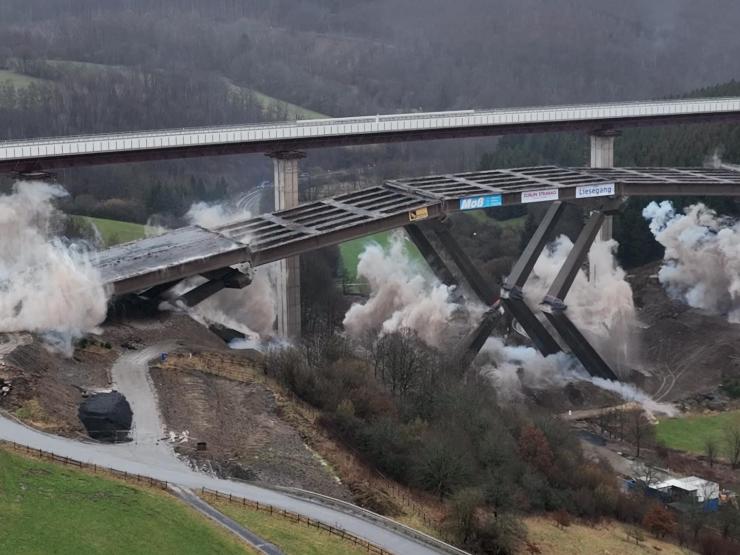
left=724, top=423, right=740, bottom=469
left=626, top=409, right=654, bottom=458
left=704, top=437, right=719, bottom=468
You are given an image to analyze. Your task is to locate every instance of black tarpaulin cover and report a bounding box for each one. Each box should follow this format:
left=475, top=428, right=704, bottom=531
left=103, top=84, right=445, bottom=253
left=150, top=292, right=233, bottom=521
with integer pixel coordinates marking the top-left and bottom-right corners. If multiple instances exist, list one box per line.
left=78, top=391, right=132, bottom=442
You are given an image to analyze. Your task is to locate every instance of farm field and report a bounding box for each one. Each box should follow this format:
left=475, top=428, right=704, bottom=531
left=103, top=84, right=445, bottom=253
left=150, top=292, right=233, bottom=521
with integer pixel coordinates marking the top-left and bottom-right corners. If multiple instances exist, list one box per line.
left=79, top=216, right=148, bottom=246
left=655, top=409, right=740, bottom=454
left=0, top=447, right=252, bottom=554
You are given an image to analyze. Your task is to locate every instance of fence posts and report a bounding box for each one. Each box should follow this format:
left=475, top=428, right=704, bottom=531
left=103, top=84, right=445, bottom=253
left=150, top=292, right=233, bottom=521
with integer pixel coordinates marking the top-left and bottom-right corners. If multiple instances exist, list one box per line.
left=199, top=486, right=392, bottom=555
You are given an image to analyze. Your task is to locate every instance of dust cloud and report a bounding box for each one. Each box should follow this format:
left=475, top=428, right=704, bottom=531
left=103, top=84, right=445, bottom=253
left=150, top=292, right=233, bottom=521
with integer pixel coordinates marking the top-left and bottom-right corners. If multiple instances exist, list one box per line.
left=186, top=201, right=251, bottom=229
left=342, top=231, right=482, bottom=346
left=643, top=201, right=740, bottom=322
left=479, top=337, right=675, bottom=416
left=0, top=182, right=109, bottom=354
left=175, top=200, right=277, bottom=343
left=521, top=235, right=639, bottom=371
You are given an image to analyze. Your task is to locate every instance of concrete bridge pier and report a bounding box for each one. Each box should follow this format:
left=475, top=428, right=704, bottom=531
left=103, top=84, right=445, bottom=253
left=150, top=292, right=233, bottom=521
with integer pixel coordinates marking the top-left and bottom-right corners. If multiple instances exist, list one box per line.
left=268, top=150, right=305, bottom=339
left=590, top=130, right=620, bottom=242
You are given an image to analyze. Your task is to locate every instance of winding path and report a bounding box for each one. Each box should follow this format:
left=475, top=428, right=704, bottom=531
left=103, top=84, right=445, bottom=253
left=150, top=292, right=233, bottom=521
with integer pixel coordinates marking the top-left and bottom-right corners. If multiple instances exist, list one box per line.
left=0, top=345, right=456, bottom=555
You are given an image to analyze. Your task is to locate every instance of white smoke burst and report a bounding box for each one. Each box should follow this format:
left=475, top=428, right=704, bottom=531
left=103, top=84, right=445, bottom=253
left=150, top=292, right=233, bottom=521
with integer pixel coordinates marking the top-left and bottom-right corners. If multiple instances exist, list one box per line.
left=479, top=337, right=675, bottom=416
left=186, top=201, right=251, bottom=229
left=643, top=201, right=740, bottom=322
left=343, top=231, right=481, bottom=346
left=172, top=199, right=277, bottom=344
left=0, top=182, right=109, bottom=354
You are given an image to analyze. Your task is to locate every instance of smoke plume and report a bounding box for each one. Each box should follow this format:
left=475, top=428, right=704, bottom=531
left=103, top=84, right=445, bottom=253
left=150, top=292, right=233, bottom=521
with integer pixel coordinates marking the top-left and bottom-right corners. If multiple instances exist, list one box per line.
left=0, top=182, right=109, bottom=353
left=343, top=232, right=482, bottom=346
left=643, top=201, right=740, bottom=322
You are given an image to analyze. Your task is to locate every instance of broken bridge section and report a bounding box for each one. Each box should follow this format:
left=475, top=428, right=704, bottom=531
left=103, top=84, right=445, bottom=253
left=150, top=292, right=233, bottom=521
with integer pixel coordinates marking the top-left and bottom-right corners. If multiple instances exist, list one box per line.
left=93, top=166, right=740, bottom=364
left=96, top=166, right=740, bottom=298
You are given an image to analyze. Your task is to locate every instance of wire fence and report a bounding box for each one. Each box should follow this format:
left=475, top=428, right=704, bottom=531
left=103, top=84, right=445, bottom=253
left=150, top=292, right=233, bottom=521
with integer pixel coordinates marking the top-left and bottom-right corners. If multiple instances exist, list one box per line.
left=201, top=487, right=393, bottom=555
left=1, top=440, right=169, bottom=490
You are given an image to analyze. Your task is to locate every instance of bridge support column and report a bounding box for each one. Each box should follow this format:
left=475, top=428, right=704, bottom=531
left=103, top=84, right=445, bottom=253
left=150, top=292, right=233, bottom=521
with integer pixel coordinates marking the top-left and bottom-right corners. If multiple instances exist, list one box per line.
left=541, top=209, right=619, bottom=381
left=589, top=130, right=620, bottom=242
left=269, top=151, right=305, bottom=339
left=500, top=201, right=565, bottom=356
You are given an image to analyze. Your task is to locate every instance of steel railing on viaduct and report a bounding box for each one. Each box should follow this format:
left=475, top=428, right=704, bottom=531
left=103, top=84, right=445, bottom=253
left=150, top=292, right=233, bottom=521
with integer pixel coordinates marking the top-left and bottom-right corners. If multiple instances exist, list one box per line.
left=1, top=97, right=740, bottom=172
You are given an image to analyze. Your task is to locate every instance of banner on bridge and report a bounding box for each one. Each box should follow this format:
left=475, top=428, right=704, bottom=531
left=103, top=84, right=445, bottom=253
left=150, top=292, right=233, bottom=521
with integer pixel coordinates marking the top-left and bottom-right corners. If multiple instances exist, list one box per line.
left=459, top=194, right=503, bottom=211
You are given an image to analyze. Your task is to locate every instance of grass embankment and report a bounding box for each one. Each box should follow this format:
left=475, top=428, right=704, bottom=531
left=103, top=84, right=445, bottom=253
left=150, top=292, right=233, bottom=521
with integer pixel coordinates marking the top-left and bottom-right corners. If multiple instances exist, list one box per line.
left=655, top=409, right=740, bottom=454
left=0, top=447, right=252, bottom=554
left=207, top=495, right=369, bottom=555
left=0, top=69, right=47, bottom=89
left=78, top=216, right=148, bottom=246
left=522, top=516, right=694, bottom=555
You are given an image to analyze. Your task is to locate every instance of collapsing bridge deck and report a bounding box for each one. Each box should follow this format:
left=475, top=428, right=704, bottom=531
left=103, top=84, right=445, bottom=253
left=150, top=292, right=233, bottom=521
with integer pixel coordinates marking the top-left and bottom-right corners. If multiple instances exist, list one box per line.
left=96, top=165, right=740, bottom=295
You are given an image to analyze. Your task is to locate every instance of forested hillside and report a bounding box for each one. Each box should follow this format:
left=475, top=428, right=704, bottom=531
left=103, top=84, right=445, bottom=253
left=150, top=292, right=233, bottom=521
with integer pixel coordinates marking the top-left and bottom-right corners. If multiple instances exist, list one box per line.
left=0, top=0, right=739, bottom=230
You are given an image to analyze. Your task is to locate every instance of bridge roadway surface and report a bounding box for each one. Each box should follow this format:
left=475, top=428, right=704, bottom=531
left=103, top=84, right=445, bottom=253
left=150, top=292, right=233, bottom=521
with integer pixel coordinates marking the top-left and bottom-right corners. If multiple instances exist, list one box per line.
left=1, top=97, right=740, bottom=172
left=0, top=343, right=452, bottom=555
left=95, top=165, right=740, bottom=296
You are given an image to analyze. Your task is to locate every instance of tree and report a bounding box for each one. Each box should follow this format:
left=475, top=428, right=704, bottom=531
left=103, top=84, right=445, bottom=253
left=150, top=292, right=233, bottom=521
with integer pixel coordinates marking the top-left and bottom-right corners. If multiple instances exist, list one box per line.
left=553, top=508, right=571, bottom=529
left=723, top=423, right=740, bottom=469
left=445, top=488, right=484, bottom=546
left=642, top=504, right=676, bottom=538
left=415, top=437, right=470, bottom=501
left=704, top=436, right=719, bottom=468
left=518, top=425, right=554, bottom=475
left=626, top=409, right=654, bottom=458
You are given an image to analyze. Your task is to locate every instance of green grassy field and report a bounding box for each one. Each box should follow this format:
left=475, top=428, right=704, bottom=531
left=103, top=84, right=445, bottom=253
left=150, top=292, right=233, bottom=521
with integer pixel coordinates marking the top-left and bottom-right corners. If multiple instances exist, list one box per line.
left=224, top=78, right=327, bottom=120
left=46, top=58, right=326, bottom=121
left=208, top=496, right=368, bottom=555
left=78, top=216, right=148, bottom=246
left=655, top=409, right=740, bottom=454
left=0, top=448, right=251, bottom=555
left=0, top=69, right=47, bottom=89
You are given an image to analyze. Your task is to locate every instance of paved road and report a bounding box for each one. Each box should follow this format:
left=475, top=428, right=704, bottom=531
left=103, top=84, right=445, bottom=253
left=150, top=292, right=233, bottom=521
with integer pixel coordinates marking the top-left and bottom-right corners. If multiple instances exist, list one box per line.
left=1, top=343, right=452, bottom=555
left=0, top=415, right=448, bottom=554
left=170, top=485, right=283, bottom=555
